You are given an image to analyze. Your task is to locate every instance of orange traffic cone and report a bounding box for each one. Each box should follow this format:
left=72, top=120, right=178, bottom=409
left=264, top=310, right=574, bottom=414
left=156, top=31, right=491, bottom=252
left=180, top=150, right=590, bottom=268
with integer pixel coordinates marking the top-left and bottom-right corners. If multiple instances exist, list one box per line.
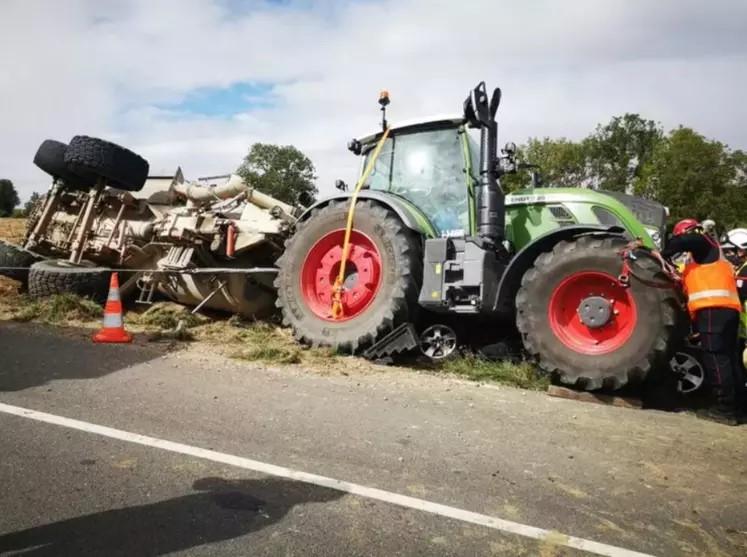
left=93, top=272, right=132, bottom=343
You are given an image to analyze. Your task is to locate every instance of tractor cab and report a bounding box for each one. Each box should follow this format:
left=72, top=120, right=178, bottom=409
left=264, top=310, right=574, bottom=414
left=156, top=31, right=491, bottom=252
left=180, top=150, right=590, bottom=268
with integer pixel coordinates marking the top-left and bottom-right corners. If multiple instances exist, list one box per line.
left=354, top=116, right=474, bottom=238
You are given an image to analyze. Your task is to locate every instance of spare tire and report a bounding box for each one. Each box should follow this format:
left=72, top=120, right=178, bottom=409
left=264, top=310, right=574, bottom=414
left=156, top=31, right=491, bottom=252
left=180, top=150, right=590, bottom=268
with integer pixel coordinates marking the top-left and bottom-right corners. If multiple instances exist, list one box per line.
left=33, top=139, right=95, bottom=189
left=28, top=259, right=110, bottom=302
left=516, top=235, right=680, bottom=391
left=275, top=200, right=422, bottom=352
left=0, top=240, right=44, bottom=284
left=65, top=136, right=149, bottom=192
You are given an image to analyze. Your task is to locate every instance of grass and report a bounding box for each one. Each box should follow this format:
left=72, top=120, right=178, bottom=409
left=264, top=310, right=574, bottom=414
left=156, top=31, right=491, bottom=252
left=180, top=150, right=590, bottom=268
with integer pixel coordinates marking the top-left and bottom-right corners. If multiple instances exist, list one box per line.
left=438, top=353, right=549, bottom=391
left=12, top=293, right=102, bottom=324
left=128, top=302, right=209, bottom=330
left=192, top=318, right=339, bottom=366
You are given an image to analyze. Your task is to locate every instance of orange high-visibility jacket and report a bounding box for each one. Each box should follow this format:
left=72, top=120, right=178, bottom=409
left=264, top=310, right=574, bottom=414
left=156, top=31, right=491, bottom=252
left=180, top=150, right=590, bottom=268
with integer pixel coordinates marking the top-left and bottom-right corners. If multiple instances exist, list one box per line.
left=683, top=258, right=741, bottom=314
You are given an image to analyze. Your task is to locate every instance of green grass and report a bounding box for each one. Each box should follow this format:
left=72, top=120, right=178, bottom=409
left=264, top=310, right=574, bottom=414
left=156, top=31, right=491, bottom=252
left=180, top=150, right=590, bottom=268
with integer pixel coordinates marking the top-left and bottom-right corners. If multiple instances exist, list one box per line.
left=13, top=294, right=102, bottom=324
left=438, top=354, right=549, bottom=390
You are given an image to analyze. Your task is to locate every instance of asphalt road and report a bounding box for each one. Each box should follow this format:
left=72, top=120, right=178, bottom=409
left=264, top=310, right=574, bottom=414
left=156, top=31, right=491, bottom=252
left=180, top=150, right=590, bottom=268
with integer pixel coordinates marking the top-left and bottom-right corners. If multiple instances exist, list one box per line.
left=1, top=322, right=746, bottom=556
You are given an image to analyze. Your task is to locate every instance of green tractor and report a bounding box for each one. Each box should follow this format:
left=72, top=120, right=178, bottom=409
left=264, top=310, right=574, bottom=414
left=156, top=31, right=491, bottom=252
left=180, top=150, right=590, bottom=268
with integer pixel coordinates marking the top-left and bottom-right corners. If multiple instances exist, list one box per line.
left=276, top=82, right=680, bottom=390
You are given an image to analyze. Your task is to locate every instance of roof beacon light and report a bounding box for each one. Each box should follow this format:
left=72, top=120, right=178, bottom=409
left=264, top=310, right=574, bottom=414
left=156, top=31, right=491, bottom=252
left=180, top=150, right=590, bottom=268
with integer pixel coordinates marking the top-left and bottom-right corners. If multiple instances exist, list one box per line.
left=379, top=90, right=390, bottom=131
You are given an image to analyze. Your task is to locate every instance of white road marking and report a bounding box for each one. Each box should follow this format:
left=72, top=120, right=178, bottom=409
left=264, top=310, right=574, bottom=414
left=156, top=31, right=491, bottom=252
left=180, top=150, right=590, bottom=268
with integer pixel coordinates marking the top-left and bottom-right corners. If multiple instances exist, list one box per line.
left=0, top=401, right=654, bottom=557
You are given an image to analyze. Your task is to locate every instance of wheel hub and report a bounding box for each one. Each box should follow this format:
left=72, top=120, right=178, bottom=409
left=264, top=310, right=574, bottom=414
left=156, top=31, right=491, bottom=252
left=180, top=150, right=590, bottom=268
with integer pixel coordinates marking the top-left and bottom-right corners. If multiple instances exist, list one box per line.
left=670, top=351, right=705, bottom=394
left=300, top=229, right=382, bottom=322
left=419, top=325, right=458, bottom=360
left=577, top=296, right=612, bottom=329
left=548, top=271, right=637, bottom=355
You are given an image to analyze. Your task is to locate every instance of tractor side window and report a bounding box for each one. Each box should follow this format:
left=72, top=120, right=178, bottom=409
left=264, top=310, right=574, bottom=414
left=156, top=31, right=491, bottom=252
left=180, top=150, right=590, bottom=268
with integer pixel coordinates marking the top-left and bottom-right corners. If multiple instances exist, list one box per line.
left=366, top=128, right=469, bottom=235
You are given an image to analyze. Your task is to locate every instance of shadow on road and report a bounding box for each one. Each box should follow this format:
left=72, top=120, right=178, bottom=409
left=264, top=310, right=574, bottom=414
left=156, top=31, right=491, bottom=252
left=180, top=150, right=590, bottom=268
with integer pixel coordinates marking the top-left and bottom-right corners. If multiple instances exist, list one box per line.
left=0, top=476, right=342, bottom=556
left=0, top=322, right=168, bottom=392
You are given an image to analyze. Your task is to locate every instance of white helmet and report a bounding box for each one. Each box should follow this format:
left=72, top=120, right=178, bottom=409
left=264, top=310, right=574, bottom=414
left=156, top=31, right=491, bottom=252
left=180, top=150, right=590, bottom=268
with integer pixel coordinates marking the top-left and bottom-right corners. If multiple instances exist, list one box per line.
left=726, top=228, right=747, bottom=249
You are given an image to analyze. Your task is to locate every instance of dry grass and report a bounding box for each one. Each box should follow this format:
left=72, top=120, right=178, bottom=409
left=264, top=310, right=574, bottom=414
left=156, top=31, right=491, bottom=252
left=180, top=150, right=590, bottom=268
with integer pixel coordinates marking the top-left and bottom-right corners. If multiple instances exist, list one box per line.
left=12, top=293, right=102, bottom=325
left=194, top=318, right=339, bottom=367
left=0, top=218, right=27, bottom=244
left=438, top=353, right=549, bottom=390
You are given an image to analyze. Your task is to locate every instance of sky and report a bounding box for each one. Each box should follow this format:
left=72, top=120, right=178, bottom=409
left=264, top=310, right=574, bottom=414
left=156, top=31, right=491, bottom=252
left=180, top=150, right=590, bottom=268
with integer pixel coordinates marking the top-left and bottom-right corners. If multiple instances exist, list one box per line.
left=1, top=0, right=746, bottom=202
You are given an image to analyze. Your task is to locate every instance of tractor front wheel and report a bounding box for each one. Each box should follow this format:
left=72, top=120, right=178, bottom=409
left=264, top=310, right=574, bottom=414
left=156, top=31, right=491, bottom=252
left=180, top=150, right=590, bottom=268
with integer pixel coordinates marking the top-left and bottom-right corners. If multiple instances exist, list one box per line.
left=516, top=236, right=679, bottom=390
left=275, top=200, right=421, bottom=352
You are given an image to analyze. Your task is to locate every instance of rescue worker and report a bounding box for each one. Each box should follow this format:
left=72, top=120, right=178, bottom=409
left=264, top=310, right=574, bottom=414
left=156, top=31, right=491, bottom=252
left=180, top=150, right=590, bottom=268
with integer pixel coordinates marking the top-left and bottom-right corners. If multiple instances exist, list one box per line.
left=661, top=218, right=744, bottom=425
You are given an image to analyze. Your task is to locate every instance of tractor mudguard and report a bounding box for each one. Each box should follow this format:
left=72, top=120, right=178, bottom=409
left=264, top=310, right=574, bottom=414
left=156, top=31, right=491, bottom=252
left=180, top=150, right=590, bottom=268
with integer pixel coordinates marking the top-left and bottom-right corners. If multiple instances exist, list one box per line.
left=298, top=191, right=438, bottom=238
left=493, top=225, right=628, bottom=315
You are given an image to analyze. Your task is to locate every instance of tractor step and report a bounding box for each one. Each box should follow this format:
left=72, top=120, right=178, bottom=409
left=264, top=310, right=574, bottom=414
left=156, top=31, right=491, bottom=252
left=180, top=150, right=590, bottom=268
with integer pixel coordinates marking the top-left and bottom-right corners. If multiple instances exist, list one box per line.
left=363, top=323, right=419, bottom=360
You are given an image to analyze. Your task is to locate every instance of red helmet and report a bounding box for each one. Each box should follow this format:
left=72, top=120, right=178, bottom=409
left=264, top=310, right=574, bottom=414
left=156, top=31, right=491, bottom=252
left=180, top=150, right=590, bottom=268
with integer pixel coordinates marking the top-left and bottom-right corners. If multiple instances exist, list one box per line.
left=673, top=218, right=699, bottom=236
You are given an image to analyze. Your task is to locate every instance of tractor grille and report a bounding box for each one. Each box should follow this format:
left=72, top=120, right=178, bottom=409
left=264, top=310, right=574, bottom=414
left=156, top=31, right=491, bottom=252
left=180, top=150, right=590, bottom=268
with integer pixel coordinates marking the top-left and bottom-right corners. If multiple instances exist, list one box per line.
left=548, top=205, right=575, bottom=224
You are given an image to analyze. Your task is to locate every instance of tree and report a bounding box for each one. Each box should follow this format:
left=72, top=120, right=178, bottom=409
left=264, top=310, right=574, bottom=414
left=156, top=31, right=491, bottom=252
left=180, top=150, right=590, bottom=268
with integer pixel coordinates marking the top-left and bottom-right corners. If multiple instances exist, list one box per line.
left=23, top=192, right=43, bottom=217
left=585, top=114, right=663, bottom=192
left=0, top=179, right=20, bottom=217
left=635, top=127, right=747, bottom=229
left=236, top=144, right=317, bottom=206
left=500, top=138, right=589, bottom=191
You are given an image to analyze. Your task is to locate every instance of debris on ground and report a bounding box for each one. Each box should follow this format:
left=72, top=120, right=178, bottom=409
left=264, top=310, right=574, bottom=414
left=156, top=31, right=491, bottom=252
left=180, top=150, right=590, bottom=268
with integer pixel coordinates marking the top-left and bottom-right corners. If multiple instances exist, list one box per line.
left=130, top=302, right=210, bottom=331
left=10, top=293, right=102, bottom=325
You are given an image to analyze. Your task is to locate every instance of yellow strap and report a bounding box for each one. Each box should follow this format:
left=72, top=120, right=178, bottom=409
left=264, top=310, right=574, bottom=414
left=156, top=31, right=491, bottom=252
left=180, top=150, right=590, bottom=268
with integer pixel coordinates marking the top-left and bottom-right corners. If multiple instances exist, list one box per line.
left=331, top=127, right=391, bottom=319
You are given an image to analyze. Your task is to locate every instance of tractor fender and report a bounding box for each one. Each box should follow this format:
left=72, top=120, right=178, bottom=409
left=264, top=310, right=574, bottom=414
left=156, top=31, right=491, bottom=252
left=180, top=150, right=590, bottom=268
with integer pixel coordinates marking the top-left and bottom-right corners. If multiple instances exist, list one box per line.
left=297, top=192, right=438, bottom=238
left=494, top=225, right=628, bottom=315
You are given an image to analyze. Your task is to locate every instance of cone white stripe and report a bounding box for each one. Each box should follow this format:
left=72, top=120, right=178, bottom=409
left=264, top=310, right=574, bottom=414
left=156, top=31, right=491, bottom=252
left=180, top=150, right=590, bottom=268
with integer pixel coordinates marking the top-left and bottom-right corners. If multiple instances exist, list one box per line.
left=107, top=289, right=120, bottom=302
left=103, top=313, right=123, bottom=328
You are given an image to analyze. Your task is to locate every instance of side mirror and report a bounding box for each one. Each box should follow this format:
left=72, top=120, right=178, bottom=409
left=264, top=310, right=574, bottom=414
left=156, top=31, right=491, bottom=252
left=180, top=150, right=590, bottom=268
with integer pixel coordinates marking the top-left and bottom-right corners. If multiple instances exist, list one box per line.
left=530, top=171, right=543, bottom=188
left=335, top=179, right=348, bottom=192
left=297, top=191, right=314, bottom=208
left=347, top=139, right=362, bottom=155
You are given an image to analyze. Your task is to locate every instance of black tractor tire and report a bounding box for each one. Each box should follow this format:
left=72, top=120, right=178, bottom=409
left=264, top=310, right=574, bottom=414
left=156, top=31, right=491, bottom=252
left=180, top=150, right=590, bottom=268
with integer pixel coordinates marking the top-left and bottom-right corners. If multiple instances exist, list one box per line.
left=64, top=135, right=149, bottom=192
left=0, top=240, right=44, bottom=284
left=33, top=139, right=95, bottom=189
left=516, top=235, right=679, bottom=391
left=275, top=200, right=422, bottom=352
left=28, top=259, right=110, bottom=302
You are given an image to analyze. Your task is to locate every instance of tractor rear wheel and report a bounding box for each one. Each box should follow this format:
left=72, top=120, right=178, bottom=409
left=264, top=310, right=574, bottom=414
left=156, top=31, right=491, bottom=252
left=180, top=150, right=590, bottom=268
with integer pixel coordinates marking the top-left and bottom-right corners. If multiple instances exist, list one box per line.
left=516, top=235, right=679, bottom=390
left=275, top=200, right=421, bottom=352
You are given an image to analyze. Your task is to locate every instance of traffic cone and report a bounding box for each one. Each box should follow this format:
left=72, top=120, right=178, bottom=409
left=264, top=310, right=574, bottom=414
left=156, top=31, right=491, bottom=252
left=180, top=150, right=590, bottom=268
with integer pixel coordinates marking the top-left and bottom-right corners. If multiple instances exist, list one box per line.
left=92, top=272, right=132, bottom=343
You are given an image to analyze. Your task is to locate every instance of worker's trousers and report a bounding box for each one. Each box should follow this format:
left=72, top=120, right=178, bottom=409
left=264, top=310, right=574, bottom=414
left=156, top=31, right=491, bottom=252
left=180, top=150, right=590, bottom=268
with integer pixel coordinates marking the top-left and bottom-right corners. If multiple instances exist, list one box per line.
left=694, top=308, right=745, bottom=413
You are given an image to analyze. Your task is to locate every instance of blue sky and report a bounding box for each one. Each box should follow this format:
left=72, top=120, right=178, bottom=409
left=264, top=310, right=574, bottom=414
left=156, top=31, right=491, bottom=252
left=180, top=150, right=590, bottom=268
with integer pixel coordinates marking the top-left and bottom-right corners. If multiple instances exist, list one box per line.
left=156, top=83, right=276, bottom=118
left=2, top=0, right=746, bottom=200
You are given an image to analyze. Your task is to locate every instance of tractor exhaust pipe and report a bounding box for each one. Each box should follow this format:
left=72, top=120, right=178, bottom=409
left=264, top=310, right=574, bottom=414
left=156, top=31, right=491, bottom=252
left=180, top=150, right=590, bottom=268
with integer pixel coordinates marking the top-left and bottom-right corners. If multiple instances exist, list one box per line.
left=464, top=82, right=504, bottom=248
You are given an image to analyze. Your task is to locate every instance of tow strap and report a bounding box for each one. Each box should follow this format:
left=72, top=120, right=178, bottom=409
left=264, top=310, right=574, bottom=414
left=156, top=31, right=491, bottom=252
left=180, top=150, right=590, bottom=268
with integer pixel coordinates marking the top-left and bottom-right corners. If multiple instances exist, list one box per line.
left=618, top=241, right=681, bottom=290
left=331, top=127, right=391, bottom=319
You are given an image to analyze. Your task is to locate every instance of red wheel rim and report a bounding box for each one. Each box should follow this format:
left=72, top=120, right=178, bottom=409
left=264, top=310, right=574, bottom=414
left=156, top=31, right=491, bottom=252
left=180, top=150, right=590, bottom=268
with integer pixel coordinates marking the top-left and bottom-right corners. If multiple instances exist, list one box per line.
left=300, top=229, right=382, bottom=322
left=548, top=271, right=637, bottom=355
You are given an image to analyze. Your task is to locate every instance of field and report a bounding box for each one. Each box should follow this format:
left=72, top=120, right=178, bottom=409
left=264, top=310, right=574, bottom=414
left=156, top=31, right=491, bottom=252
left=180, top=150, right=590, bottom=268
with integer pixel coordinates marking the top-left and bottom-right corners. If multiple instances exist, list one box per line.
left=0, top=218, right=26, bottom=244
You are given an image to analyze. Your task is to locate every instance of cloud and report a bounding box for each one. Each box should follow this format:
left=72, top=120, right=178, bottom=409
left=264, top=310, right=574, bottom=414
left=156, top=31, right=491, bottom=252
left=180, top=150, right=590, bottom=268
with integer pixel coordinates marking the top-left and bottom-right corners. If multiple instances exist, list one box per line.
left=1, top=0, right=746, bottom=201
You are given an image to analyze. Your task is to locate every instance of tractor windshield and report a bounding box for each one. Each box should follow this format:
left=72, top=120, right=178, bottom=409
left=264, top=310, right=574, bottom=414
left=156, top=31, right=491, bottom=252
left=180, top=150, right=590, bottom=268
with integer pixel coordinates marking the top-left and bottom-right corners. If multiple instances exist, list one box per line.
left=364, top=127, right=470, bottom=236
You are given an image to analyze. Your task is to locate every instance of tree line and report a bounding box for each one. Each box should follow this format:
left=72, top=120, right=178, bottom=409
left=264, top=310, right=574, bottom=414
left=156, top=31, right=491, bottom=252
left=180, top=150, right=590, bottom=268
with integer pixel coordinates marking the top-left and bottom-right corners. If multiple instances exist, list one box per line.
left=3, top=118, right=745, bottom=228
left=503, top=114, right=747, bottom=229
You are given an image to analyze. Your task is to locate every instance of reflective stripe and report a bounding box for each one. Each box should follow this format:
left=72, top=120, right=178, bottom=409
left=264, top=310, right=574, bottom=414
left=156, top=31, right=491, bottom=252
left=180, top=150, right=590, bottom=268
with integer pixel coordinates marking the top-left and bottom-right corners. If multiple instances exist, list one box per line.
left=103, top=313, right=123, bottom=328
left=688, top=289, right=739, bottom=302
left=107, top=289, right=121, bottom=302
